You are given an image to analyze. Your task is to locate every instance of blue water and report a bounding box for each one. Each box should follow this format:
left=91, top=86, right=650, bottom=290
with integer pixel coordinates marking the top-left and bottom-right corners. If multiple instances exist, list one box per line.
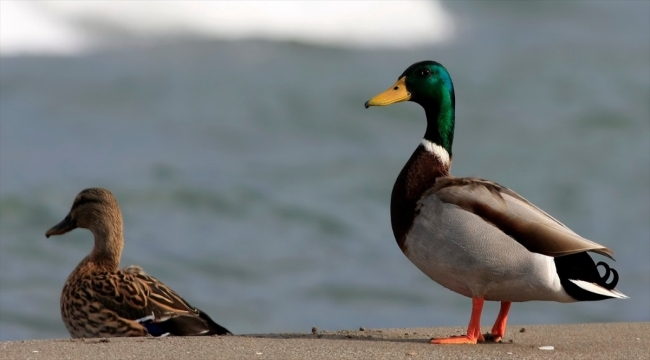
left=1, top=1, right=649, bottom=341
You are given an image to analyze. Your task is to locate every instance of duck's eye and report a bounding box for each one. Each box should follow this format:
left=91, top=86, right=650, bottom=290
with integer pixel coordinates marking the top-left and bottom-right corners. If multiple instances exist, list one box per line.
left=420, top=69, right=431, bottom=77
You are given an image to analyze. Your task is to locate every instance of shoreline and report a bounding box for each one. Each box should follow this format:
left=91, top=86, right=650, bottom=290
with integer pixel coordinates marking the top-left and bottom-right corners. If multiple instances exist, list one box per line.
left=2, top=322, right=648, bottom=359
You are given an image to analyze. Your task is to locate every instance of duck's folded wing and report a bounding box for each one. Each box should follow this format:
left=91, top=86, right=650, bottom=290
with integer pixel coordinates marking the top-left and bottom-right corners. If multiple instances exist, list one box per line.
left=90, top=266, right=231, bottom=336
left=431, top=177, right=614, bottom=259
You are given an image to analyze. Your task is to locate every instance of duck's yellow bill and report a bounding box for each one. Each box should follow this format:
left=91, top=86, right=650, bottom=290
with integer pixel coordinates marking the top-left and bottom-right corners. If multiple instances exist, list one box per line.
left=364, top=77, right=411, bottom=108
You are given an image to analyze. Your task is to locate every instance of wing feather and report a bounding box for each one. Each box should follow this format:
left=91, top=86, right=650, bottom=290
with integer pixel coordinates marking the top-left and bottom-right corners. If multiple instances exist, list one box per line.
left=88, top=265, right=230, bottom=336
left=430, top=177, right=614, bottom=259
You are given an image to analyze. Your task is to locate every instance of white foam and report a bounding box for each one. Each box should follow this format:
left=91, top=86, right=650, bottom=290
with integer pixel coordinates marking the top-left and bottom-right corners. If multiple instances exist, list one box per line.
left=0, top=1, right=88, bottom=56
left=1, top=1, right=455, bottom=56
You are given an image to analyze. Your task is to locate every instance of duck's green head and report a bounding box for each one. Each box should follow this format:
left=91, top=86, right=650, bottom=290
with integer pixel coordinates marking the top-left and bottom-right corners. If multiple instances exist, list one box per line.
left=364, top=61, right=454, bottom=109
left=365, top=61, right=455, bottom=154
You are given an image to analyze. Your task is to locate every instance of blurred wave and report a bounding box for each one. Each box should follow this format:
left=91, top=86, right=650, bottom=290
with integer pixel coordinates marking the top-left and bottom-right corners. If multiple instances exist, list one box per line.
left=0, top=1, right=454, bottom=56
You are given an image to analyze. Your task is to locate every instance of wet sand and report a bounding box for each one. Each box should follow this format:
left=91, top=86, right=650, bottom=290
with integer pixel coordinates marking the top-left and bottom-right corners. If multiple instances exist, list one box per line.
left=1, top=322, right=648, bottom=359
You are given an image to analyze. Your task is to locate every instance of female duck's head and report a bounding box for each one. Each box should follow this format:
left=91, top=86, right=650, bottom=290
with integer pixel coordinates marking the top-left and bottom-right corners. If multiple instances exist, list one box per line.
left=365, top=61, right=456, bottom=155
left=46, top=188, right=122, bottom=238
left=46, top=188, right=124, bottom=265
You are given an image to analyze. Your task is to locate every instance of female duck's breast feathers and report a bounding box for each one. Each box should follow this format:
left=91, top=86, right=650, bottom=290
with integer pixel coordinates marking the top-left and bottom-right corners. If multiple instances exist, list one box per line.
left=429, top=177, right=614, bottom=259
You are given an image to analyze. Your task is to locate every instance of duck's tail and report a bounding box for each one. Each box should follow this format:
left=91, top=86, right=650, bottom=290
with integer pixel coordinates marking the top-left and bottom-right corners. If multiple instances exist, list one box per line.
left=568, top=279, right=628, bottom=299
left=198, top=310, right=232, bottom=336
left=555, top=252, right=628, bottom=301
left=136, top=311, right=232, bottom=336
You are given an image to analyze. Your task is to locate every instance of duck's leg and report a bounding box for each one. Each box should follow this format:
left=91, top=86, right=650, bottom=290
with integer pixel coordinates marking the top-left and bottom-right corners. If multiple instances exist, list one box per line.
left=485, top=301, right=511, bottom=342
left=431, top=297, right=485, bottom=344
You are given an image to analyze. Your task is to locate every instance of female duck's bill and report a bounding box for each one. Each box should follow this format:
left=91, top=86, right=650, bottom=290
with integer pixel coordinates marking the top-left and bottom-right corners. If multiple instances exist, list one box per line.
left=364, top=61, right=627, bottom=344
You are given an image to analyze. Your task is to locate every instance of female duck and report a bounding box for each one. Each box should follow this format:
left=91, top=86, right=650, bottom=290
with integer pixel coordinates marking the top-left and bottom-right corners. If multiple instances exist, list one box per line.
left=46, top=188, right=231, bottom=338
left=365, top=61, right=626, bottom=344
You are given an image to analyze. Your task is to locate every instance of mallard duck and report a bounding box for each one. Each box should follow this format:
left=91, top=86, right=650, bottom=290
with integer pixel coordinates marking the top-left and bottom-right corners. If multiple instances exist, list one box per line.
left=46, top=188, right=232, bottom=338
left=364, top=61, right=627, bottom=344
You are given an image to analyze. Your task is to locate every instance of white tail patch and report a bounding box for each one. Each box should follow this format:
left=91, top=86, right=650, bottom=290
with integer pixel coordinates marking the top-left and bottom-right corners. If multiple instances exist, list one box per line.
left=569, top=279, right=629, bottom=299
left=136, top=312, right=175, bottom=323
left=136, top=314, right=155, bottom=324
left=421, top=139, right=450, bottom=166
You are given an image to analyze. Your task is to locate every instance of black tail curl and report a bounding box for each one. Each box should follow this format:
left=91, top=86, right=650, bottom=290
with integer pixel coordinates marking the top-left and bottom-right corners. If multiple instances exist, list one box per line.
left=555, top=252, right=621, bottom=301
left=595, top=261, right=619, bottom=290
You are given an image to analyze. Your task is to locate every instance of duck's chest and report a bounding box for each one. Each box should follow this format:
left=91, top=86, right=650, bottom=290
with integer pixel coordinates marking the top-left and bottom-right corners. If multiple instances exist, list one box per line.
left=60, top=274, right=100, bottom=338
left=60, top=269, right=149, bottom=338
left=390, top=145, right=449, bottom=252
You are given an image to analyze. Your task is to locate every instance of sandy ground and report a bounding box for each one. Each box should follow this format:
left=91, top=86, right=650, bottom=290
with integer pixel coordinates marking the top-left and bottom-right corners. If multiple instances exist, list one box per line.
left=1, top=322, right=648, bottom=360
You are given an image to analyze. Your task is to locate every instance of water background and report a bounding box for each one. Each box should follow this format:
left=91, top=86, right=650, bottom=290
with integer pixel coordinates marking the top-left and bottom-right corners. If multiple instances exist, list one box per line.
left=1, top=1, right=649, bottom=341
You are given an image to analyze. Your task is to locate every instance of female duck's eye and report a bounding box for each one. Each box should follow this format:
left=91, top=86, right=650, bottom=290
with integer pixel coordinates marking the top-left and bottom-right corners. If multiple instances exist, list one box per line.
left=420, top=69, right=431, bottom=77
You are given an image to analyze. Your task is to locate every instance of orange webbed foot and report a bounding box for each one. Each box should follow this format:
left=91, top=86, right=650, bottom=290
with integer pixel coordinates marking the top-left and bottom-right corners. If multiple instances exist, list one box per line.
left=430, top=333, right=485, bottom=344
left=485, top=301, right=511, bottom=343
left=430, top=297, right=486, bottom=344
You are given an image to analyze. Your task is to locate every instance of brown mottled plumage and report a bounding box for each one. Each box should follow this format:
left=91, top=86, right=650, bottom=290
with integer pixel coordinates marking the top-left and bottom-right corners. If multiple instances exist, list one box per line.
left=46, top=188, right=231, bottom=338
